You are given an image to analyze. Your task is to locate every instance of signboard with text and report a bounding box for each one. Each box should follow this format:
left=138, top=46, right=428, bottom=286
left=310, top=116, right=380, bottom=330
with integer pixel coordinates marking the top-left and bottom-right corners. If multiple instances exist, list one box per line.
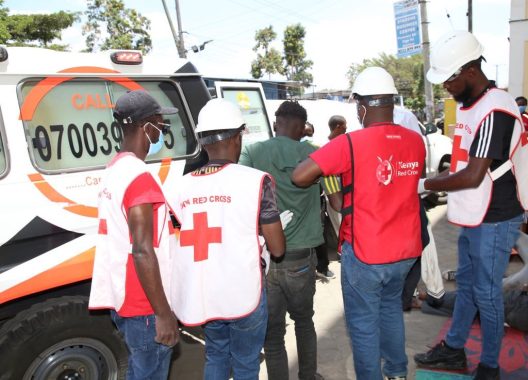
left=394, top=0, right=422, bottom=57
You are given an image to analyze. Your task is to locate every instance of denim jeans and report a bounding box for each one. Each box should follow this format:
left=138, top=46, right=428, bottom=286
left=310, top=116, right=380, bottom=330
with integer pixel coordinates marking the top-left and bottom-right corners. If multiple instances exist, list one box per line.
left=340, top=242, right=416, bottom=380
left=446, top=214, right=522, bottom=368
left=264, top=251, right=317, bottom=380
left=111, top=312, right=173, bottom=380
left=203, top=290, right=268, bottom=380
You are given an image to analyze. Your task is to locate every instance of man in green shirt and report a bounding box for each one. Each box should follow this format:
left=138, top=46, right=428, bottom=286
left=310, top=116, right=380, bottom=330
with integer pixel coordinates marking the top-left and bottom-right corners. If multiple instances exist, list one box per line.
left=239, top=100, right=324, bottom=380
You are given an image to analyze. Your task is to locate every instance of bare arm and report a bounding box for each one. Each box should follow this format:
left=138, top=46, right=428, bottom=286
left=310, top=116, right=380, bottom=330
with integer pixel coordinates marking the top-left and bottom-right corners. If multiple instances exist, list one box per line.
left=424, top=157, right=492, bottom=192
left=292, top=158, right=323, bottom=188
left=261, top=221, right=285, bottom=258
left=327, top=191, right=343, bottom=211
left=128, top=204, right=179, bottom=347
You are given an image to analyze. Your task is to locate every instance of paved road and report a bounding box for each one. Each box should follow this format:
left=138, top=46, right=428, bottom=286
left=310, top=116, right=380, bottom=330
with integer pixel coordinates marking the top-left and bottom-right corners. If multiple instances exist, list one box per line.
left=169, top=204, right=523, bottom=379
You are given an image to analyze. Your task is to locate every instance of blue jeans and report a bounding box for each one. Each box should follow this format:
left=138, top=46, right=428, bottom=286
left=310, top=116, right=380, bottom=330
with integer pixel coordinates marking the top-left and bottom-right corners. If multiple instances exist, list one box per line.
left=446, top=214, right=522, bottom=368
left=341, top=242, right=416, bottom=380
left=264, top=251, right=317, bottom=380
left=203, top=290, right=268, bottom=380
left=111, top=312, right=173, bottom=380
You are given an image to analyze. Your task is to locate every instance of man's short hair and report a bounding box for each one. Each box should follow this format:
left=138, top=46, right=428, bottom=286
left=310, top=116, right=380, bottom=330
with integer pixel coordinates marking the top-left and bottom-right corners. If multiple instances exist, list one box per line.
left=516, top=96, right=527, bottom=104
left=275, top=101, right=307, bottom=124
left=328, top=115, right=346, bottom=130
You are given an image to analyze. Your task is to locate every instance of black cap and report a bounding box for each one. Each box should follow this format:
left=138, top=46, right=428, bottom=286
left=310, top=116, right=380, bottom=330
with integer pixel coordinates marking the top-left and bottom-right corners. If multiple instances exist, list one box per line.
left=113, top=90, right=178, bottom=125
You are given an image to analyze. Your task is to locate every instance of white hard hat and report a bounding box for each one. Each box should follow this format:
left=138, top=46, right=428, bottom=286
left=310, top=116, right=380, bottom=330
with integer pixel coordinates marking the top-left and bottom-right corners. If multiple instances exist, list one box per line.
left=351, top=66, right=398, bottom=97
left=427, top=30, right=484, bottom=84
left=195, top=98, right=245, bottom=134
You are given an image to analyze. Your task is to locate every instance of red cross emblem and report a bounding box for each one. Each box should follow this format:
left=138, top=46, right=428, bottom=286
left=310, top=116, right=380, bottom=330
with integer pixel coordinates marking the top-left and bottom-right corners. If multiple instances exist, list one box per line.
left=180, top=212, right=222, bottom=262
left=450, top=135, right=468, bottom=172
left=376, top=155, right=393, bottom=186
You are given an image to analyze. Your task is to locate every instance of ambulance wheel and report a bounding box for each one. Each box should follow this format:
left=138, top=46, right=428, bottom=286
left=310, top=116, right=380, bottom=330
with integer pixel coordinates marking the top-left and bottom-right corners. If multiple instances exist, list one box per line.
left=0, top=296, right=128, bottom=380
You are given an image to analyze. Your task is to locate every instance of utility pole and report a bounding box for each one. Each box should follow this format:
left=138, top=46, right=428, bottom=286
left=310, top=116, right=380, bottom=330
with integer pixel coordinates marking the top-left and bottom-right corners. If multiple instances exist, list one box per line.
left=419, top=0, right=434, bottom=124
left=467, top=0, right=473, bottom=32
left=175, top=0, right=187, bottom=59
left=160, top=0, right=186, bottom=58
left=161, top=0, right=179, bottom=52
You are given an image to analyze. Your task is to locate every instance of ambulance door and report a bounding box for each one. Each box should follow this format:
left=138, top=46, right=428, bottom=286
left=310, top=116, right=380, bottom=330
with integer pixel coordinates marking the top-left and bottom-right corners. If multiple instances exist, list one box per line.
left=215, top=81, right=273, bottom=146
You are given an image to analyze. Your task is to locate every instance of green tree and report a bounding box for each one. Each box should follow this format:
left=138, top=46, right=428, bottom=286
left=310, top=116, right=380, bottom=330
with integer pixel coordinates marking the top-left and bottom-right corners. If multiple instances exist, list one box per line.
left=0, top=1, right=9, bottom=43
left=347, top=53, right=447, bottom=113
left=251, top=26, right=284, bottom=79
left=83, top=0, right=152, bottom=54
left=283, top=24, right=313, bottom=95
left=0, top=0, right=78, bottom=51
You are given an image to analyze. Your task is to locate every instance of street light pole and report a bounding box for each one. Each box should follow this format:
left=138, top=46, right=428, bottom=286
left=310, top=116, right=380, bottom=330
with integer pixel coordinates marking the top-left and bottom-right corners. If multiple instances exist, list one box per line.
left=161, top=0, right=179, bottom=51
left=175, top=0, right=187, bottom=59
left=468, top=0, right=473, bottom=32
left=160, top=0, right=186, bottom=58
left=419, top=0, right=434, bottom=123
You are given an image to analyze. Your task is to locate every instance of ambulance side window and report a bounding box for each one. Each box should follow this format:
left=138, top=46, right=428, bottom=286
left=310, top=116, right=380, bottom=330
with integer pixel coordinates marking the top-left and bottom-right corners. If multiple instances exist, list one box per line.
left=18, top=79, right=197, bottom=173
left=220, top=88, right=272, bottom=147
left=0, top=108, right=7, bottom=177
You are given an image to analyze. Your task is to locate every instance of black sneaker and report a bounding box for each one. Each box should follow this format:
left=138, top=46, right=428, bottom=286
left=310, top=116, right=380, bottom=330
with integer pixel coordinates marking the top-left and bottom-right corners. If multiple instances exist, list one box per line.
left=414, top=340, right=467, bottom=370
left=474, top=363, right=500, bottom=380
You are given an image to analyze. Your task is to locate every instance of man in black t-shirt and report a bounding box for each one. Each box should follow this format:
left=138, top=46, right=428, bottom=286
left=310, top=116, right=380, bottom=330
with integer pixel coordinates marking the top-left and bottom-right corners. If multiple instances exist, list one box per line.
left=414, top=31, right=523, bottom=380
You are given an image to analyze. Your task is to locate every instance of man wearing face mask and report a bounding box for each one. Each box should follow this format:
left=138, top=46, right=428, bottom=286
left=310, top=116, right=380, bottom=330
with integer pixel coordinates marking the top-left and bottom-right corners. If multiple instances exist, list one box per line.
left=89, top=90, right=179, bottom=380
left=292, top=67, right=425, bottom=380
left=516, top=96, right=528, bottom=130
left=414, top=31, right=524, bottom=380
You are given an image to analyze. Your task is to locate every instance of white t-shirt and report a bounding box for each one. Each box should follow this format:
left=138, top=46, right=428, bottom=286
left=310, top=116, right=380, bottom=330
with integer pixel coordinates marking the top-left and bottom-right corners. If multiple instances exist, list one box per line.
left=394, top=106, right=421, bottom=135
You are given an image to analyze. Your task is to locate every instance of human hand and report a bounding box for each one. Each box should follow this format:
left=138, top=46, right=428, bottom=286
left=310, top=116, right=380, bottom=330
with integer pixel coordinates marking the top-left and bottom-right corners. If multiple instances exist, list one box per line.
left=280, top=210, right=293, bottom=230
left=155, top=312, right=180, bottom=347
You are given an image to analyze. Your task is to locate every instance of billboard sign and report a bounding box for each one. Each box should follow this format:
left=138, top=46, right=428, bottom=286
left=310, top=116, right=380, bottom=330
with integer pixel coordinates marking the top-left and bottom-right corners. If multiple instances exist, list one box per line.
left=394, top=0, right=422, bottom=57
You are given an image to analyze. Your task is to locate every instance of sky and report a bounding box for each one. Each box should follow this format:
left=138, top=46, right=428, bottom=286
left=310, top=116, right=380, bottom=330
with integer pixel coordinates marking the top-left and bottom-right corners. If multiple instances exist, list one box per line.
left=5, top=0, right=512, bottom=90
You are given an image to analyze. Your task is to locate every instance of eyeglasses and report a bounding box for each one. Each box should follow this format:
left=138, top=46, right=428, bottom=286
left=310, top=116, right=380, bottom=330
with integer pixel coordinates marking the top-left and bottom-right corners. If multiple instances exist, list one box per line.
left=156, top=122, right=171, bottom=135
left=445, top=61, right=475, bottom=82
left=445, top=67, right=464, bottom=82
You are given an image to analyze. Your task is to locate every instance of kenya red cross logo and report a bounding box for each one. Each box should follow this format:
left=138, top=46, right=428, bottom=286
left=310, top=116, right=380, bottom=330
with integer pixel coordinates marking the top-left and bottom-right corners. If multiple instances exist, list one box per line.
left=376, top=155, right=393, bottom=185
left=180, top=212, right=222, bottom=262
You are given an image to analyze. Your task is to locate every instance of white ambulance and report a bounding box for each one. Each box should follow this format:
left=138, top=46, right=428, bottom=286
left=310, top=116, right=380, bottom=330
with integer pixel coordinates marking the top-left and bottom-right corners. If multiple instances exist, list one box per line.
left=0, top=46, right=272, bottom=379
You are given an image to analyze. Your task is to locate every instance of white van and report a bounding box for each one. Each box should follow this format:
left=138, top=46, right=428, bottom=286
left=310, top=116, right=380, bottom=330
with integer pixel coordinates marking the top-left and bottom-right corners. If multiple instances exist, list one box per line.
left=0, top=47, right=272, bottom=379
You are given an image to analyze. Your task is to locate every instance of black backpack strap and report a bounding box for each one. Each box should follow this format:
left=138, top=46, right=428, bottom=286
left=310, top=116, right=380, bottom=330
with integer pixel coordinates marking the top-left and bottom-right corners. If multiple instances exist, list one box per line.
left=341, top=134, right=354, bottom=244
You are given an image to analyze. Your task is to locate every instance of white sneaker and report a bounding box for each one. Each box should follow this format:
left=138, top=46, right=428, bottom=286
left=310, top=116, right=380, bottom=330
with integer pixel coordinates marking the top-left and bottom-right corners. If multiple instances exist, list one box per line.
left=316, top=269, right=336, bottom=279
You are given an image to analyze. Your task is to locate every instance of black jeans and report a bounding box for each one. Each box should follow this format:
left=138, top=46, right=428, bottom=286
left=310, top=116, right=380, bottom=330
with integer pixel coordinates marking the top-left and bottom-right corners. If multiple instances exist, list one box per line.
left=264, top=250, right=318, bottom=380
left=315, top=243, right=329, bottom=273
left=402, top=256, right=422, bottom=310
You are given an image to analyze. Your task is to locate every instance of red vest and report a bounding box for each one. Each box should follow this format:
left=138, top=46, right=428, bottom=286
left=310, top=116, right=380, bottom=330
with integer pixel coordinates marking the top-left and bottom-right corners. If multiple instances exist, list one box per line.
left=340, top=123, right=425, bottom=264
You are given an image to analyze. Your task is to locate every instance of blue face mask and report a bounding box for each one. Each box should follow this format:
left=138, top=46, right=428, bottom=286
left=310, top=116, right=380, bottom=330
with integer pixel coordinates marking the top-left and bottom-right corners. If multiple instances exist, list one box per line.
left=143, top=123, right=164, bottom=156
left=519, top=105, right=527, bottom=114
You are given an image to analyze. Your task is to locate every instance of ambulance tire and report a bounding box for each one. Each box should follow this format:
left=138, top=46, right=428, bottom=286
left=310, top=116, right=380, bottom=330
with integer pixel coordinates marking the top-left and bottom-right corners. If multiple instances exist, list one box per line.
left=0, top=296, right=128, bottom=380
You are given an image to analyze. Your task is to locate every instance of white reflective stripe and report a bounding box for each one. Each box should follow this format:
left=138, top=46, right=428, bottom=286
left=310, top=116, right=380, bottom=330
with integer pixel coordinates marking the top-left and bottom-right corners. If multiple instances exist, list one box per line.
left=490, top=160, right=513, bottom=181
left=482, top=112, right=493, bottom=157
left=0, top=234, right=95, bottom=293
left=476, top=113, right=493, bottom=157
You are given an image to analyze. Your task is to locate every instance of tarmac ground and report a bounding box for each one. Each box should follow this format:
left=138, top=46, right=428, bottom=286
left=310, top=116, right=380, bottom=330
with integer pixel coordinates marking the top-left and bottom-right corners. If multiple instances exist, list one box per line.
left=169, top=204, right=525, bottom=379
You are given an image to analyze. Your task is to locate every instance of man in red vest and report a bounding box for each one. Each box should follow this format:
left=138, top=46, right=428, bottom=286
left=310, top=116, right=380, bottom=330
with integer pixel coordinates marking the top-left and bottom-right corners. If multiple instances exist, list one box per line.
left=292, top=66, right=425, bottom=380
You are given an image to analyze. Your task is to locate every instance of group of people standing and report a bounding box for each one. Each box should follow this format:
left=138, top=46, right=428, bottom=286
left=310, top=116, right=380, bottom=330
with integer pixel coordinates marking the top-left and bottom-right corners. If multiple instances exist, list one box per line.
left=88, top=29, right=525, bottom=380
